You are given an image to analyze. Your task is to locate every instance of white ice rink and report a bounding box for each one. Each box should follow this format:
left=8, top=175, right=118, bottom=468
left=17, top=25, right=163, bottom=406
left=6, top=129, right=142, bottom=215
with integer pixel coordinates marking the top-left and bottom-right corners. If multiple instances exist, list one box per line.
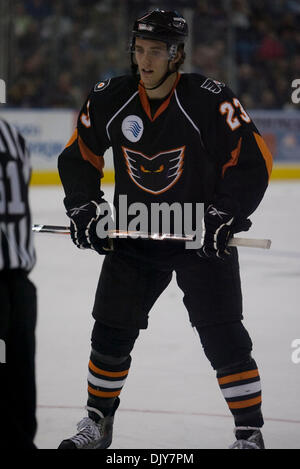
left=29, top=181, right=300, bottom=449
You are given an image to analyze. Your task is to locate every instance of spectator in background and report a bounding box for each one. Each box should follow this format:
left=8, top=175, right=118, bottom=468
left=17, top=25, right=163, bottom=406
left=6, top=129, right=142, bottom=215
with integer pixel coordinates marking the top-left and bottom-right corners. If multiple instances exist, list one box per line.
left=256, top=29, right=286, bottom=61
left=24, top=0, right=52, bottom=20
left=48, top=72, right=81, bottom=108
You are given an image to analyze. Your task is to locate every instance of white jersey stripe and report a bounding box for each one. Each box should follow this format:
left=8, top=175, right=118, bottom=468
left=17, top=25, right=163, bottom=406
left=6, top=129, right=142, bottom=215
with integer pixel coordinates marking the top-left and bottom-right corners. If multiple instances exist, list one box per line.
left=0, top=120, right=18, bottom=159
left=22, top=145, right=31, bottom=183
left=18, top=217, right=31, bottom=269
left=174, top=90, right=205, bottom=148
left=106, top=91, right=139, bottom=141
left=9, top=124, right=25, bottom=162
left=0, top=134, right=6, bottom=153
left=5, top=222, right=19, bottom=268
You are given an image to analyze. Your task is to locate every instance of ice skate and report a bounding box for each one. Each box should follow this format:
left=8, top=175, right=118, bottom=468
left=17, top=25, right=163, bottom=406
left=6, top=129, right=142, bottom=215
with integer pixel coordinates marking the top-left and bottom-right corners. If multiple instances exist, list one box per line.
left=229, top=427, right=265, bottom=449
left=58, top=399, right=119, bottom=449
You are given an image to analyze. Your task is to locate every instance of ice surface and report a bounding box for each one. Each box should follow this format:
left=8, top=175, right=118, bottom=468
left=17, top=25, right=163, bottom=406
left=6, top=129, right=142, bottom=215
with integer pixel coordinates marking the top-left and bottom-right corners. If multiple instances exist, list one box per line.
left=29, top=182, right=300, bottom=449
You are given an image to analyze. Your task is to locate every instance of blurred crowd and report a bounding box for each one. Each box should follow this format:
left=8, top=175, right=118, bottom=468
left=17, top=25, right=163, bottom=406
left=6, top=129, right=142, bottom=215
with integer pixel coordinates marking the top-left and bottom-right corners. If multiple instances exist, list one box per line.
left=192, top=0, right=300, bottom=110
left=7, top=0, right=300, bottom=109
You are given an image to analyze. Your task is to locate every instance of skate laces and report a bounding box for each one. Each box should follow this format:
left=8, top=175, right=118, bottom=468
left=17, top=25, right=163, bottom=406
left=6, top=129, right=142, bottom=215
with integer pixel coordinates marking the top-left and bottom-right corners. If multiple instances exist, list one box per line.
left=70, top=417, right=102, bottom=448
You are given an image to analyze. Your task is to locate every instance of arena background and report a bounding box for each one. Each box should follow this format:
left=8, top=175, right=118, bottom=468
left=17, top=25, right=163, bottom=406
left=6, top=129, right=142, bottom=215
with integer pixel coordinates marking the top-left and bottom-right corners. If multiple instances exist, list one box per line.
left=0, top=0, right=300, bottom=183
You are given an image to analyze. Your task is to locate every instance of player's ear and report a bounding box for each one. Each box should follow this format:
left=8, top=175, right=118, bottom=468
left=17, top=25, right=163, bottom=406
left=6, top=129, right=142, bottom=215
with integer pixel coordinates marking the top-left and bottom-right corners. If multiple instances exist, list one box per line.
left=171, top=50, right=182, bottom=65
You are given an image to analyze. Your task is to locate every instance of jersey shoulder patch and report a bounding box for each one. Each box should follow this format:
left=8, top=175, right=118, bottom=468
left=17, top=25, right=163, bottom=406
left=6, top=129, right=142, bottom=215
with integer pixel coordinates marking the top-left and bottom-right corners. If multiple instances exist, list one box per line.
left=94, top=79, right=111, bottom=92
left=93, top=75, right=137, bottom=96
left=181, top=73, right=227, bottom=98
left=200, top=77, right=226, bottom=94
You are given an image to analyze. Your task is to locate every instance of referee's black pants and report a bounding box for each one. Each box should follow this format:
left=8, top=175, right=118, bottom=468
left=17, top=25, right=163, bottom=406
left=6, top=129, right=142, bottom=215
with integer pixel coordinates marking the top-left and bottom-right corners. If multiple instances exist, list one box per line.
left=0, top=270, right=37, bottom=449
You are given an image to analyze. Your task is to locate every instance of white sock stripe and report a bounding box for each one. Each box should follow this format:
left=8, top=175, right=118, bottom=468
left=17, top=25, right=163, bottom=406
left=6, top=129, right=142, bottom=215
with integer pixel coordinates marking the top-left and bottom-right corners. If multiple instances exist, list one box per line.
left=221, top=381, right=261, bottom=399
left=88, top=372, right=126, bottom=389
left=235, top=426, right=261, bottom=431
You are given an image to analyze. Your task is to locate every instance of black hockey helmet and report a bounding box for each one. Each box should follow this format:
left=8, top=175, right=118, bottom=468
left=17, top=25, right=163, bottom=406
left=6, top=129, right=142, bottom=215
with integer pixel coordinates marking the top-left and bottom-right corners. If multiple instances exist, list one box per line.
left=130, top=9, right=188, bottom=88
left=131, top=9, right=188, bottom=61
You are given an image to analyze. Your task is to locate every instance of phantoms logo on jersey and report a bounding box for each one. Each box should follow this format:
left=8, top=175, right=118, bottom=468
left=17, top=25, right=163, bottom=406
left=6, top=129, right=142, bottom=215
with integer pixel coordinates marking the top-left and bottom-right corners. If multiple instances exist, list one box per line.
left=122, top=115, right=144, bottom=142
left=122, top=146, right=185, bottom=194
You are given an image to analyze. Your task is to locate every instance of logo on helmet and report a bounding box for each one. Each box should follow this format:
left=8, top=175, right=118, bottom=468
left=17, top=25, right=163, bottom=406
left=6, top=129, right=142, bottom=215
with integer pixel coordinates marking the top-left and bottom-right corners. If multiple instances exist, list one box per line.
left=173, top=17, right=186, bottom=30
left=138, top=24, right=154, bottom=32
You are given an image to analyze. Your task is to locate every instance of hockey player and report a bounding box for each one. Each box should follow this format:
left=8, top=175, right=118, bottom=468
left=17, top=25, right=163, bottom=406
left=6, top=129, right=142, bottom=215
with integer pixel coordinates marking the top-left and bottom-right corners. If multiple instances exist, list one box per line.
left=57, top=9, right=272, bottom=449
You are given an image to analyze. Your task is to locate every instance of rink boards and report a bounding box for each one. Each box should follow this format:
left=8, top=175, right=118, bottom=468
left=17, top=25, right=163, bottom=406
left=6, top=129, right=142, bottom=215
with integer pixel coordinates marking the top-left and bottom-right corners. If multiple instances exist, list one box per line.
left=0, top=108, right=299, bottom=183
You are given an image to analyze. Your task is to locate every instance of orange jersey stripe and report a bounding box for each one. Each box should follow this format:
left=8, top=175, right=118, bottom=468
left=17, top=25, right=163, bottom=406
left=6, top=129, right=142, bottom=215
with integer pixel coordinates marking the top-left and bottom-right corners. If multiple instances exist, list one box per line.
left=88, top=385, right=121, bottom=398
left=64, top=128, right=104, bottom=176
left=253, top=131, right=273, bottom=180
left=218, top=369, right=259, bottom=386
left=65, top=128, right=78, bottom=148
left=227, top=395, right=262, bottom=410
left=89, top=360, right=129, bottom=378
left=78, top=135, right=104, bottom=176
left=221, top=136, right=242, bottom=177
left=138, top=73, right=181, bottom=122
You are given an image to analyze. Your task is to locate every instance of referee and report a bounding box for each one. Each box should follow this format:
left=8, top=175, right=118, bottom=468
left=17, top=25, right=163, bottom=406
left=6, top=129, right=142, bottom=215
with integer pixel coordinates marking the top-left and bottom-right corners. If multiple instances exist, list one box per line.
left=0, top=117, right=37, bottom=449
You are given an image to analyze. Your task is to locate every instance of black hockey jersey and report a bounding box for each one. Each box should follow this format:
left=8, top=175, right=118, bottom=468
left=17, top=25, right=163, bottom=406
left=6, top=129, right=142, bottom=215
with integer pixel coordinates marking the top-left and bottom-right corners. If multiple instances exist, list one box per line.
left=58, top=73, right=272, bottom=255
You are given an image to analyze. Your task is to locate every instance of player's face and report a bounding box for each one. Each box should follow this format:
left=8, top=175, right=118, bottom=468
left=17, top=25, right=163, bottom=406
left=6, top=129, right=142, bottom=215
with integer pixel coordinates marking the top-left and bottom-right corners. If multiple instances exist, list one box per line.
left=134, top=38, right=170, bottom=87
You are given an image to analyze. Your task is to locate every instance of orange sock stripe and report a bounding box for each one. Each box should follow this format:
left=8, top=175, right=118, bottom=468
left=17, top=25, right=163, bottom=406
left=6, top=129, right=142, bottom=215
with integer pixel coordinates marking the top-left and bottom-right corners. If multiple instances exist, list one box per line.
left=218, top=369, right=259, bottom=386
left=88, top=385, right=121, bottom=398
left=227, top=395, right=262, bottom=410
left=89, top=360, right=129, bottom=378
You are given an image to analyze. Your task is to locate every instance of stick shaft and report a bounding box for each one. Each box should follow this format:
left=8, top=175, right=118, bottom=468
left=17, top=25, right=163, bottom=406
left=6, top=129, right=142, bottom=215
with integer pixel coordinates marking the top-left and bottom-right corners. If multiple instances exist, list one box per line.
left=228, top=237, right=271, bottom=249
left=32, top=224, right=271, bottom=249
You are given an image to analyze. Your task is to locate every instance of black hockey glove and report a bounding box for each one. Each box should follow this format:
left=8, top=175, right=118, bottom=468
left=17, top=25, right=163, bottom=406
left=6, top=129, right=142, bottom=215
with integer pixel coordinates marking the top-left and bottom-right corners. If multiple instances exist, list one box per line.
left=197, top=204, right=252, bottom=260
left=66, top=200, right=112, bottom=255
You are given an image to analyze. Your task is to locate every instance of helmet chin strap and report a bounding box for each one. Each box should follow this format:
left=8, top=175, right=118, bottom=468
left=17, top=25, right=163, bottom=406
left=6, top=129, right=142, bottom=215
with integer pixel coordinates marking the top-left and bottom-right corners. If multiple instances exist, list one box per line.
left=140, top=63, right=176, bottom=91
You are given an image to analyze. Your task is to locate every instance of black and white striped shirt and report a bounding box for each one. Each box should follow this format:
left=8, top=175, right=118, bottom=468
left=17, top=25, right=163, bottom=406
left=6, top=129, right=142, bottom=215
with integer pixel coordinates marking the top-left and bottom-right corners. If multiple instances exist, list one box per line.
left=0, top=118, right=36, bottom=272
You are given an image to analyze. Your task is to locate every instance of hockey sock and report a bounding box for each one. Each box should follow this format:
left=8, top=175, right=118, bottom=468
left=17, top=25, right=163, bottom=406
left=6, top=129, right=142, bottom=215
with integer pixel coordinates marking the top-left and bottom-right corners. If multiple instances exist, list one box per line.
left=87, top=350, right=131, bottom=419
left=217, top=358, right=264, bottom=429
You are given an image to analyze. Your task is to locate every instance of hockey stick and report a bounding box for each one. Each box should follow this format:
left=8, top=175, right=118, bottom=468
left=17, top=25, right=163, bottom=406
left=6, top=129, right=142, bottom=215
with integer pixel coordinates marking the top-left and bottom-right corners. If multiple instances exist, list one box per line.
left=32, top=224, right=271, bottom=249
